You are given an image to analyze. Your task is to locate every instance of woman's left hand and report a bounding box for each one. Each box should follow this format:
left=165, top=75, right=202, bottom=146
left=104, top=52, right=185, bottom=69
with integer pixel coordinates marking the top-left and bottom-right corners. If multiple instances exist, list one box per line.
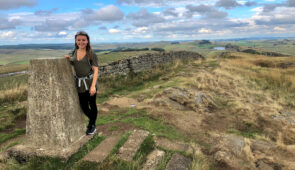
left=90, top=86, right=96, bottom=96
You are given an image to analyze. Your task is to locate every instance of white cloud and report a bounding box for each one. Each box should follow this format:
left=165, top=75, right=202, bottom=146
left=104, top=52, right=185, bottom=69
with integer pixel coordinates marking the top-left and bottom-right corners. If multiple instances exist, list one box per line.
left=144, top=35, right=152, bottom=38
left=58, top=31, right=67, bottom=35
left=109, top=28, right=121, bottom=34
left=0, top=31, right=15, bottom=38
left=134, top=27, right=148, bottom=34
left=274, top=26, right=286, bottom=31
left=251, top=7, right=263, bottom=12
left=198, top=28, right=212, bottom=33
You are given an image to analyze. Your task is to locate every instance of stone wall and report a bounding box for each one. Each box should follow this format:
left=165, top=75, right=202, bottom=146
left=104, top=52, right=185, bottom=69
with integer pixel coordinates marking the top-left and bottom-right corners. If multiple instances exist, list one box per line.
left=98, top=51, right=203, bottom=77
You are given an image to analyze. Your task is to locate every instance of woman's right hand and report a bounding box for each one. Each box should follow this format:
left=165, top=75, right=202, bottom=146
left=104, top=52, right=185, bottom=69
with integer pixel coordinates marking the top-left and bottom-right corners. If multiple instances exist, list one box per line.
left=64, top=55, right=71, bottom=60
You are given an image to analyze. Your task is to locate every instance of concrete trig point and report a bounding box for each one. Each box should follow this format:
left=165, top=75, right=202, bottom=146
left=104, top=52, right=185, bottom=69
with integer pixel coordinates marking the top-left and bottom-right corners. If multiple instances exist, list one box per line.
left=8, top=58, right=91, bottom=161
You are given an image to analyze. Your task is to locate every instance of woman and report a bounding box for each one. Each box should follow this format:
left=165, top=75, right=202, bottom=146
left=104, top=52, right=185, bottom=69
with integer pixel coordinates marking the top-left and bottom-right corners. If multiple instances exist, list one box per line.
left=65, top=31, right=99, bottom=135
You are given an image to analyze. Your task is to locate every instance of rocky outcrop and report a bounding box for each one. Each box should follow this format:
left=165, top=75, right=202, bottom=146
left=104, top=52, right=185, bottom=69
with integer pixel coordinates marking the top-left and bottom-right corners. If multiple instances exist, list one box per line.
left=151, top=87, right=216, bottom=112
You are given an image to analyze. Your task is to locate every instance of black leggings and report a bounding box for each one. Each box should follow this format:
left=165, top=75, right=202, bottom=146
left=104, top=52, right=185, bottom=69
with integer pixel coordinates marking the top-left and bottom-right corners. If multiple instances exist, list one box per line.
left=78, top=91, right=98, bottom=126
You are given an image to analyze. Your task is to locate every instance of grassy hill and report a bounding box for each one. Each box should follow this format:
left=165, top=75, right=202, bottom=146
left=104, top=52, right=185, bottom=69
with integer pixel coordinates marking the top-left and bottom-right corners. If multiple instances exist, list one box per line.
left=0, top=40, right=295, bottom=169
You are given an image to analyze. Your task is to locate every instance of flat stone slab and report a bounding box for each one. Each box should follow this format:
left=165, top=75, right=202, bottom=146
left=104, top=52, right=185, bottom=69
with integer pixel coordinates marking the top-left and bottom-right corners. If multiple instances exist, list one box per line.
left=117, top=129, right=149, bottom=161
left=165, top=153, right=192, bottom=170
left=83, top=135, right=121, bottom=163
left=142, top=149, right=165, bottom=170
left=7, top=135, right=93, bottom=162
left=155, top=137, right=189, bottom=152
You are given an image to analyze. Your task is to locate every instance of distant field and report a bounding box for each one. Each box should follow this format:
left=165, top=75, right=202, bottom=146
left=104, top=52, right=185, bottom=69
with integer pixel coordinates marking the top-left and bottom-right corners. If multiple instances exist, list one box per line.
left=223, top=39, right=295, bottom=55
left=0, top=49, right=70, bottom=65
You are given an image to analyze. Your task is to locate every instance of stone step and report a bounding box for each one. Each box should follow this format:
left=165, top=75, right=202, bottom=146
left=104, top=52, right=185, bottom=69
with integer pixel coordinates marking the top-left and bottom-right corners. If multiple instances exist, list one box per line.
left=165, top=153, right=192, bottom=170
left=154, top=137, right=189, bottom=152
left=83, top=135, right=121, bottom=163
left=117, top=129, right=149, bottom=161
left=142, top=149, right=165, bottom=170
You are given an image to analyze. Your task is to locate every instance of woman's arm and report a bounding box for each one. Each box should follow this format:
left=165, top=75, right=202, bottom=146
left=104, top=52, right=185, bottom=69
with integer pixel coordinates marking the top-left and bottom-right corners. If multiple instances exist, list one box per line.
left=90, top=66, right=98, bottom=96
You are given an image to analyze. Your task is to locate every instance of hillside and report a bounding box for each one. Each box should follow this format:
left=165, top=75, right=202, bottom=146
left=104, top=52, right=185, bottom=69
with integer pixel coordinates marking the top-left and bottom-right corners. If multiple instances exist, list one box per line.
left=0, top=42, right=295, bottom=169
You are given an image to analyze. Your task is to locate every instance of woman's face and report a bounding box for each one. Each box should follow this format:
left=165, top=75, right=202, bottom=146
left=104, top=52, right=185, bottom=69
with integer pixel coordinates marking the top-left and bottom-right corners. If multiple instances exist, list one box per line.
left=75, top=35, right=88, bottom=49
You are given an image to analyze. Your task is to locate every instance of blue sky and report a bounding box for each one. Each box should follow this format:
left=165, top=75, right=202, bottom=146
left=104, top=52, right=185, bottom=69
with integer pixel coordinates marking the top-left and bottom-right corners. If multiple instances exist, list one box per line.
left=0, top=0, right=294, bottom=45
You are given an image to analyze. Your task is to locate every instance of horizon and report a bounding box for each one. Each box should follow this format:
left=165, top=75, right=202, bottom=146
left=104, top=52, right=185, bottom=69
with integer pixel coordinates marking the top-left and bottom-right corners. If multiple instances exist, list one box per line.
left=0, top=0, right=295, bottom=45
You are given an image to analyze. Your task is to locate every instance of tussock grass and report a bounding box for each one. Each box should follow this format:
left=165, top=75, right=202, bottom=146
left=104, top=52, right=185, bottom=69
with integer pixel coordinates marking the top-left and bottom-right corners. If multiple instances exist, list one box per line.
left=97, top=59, right=189, bottom=103
left=222, top=52, right=295, bottom=107
left=0, top=64, right=28, bottom=74
left=0, top=84, right=27, bottom=104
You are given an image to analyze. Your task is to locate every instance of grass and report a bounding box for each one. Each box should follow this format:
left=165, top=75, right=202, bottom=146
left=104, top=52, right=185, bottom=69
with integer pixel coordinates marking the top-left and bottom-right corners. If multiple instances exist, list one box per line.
left=0, top=129, right=26, bottom=146
left=4, top=134, right=105, bottom=170
left=0, top=64, right=28, bottom=74
left=0, top=49, right=69, bottom=65
left=73, top=132, right=154, bottom=170
left=0, top=139, right=24, bottom=153
left=223, top=52, right=295, bottom=108
left=97, top=60, right=186, bottom=104
left=97, top=108, right=185, bottom=141
left=109, top=132, right=131, bottom=156
left=0, top=104, right=26, bottom=131
left=227, top=128, right=262, bottom=139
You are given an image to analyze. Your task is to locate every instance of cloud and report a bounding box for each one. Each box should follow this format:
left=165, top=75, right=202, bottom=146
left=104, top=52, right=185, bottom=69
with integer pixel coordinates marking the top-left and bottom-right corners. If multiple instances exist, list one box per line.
left=0, top=0, right=37, bottom=10
left=58, top=31, right=67, bottom=36
left=0, top=17, right=21, bottom=30
left=34, top=19, right=72, bottom=32
left=134, top=27, right=148, bottom=34
left=274, top=26, right=286, bottom=31
left=116, top=0, right=208, bottom=7
left=82, top=5, right=124, bottom=21
left=34, top=8, right=58, bottom=16
left=99, top=26, right=107, bottom=30
left=0, top=31, right=15, bottom=38
left=163, top=8, right=178, bottom=17
left=254, top=7, right=295, bottom=25
left=215, top=0, right=241, bottom=9
left=287, top=0, right=295, bottom=7
left=186, top=4, right=228, bottom=19
left=245, top=1, right=257, bottom=7
left=262, top=3, right=281, bottom=12
left=109, top=28, right=121, bottom=34
left=198, top=28, right=212, bottom=33
left=127, top=8, right=165, bottom=27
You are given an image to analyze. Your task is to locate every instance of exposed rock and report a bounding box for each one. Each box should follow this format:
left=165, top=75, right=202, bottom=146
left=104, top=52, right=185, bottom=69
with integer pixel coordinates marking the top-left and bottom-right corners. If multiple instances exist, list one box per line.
left=256, top=160, right=274, bottom=170
left=272, top=111, right=295, bottom=125
left=250, top=140, right=276, bottom=154
left=212, top=134, right=256, bottom=169
left=117, top=129, right=149, bottom=161
left=165, top=152, right=192, bottom=170
left=83, top=135, right=121, bottom=163
left=151, top=87, right=216, bottom=112
left=142, top=149, right=165, bottom=170
left=154, top=136, right=189, bottom=152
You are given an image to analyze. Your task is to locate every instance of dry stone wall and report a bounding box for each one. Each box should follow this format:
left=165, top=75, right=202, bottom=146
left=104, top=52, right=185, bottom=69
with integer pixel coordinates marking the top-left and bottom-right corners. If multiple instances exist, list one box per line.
left=98, top=51, right=203, bottom=77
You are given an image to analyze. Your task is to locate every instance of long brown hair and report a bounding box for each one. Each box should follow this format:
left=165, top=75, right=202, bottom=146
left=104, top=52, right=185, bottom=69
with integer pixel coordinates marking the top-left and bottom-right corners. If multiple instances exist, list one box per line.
left=74, top=31, right=93, bottom=61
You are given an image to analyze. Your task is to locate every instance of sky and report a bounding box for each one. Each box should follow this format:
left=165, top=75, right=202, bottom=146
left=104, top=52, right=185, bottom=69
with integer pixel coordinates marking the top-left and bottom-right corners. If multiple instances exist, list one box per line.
left=0, top=0, right=295, bottom=45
